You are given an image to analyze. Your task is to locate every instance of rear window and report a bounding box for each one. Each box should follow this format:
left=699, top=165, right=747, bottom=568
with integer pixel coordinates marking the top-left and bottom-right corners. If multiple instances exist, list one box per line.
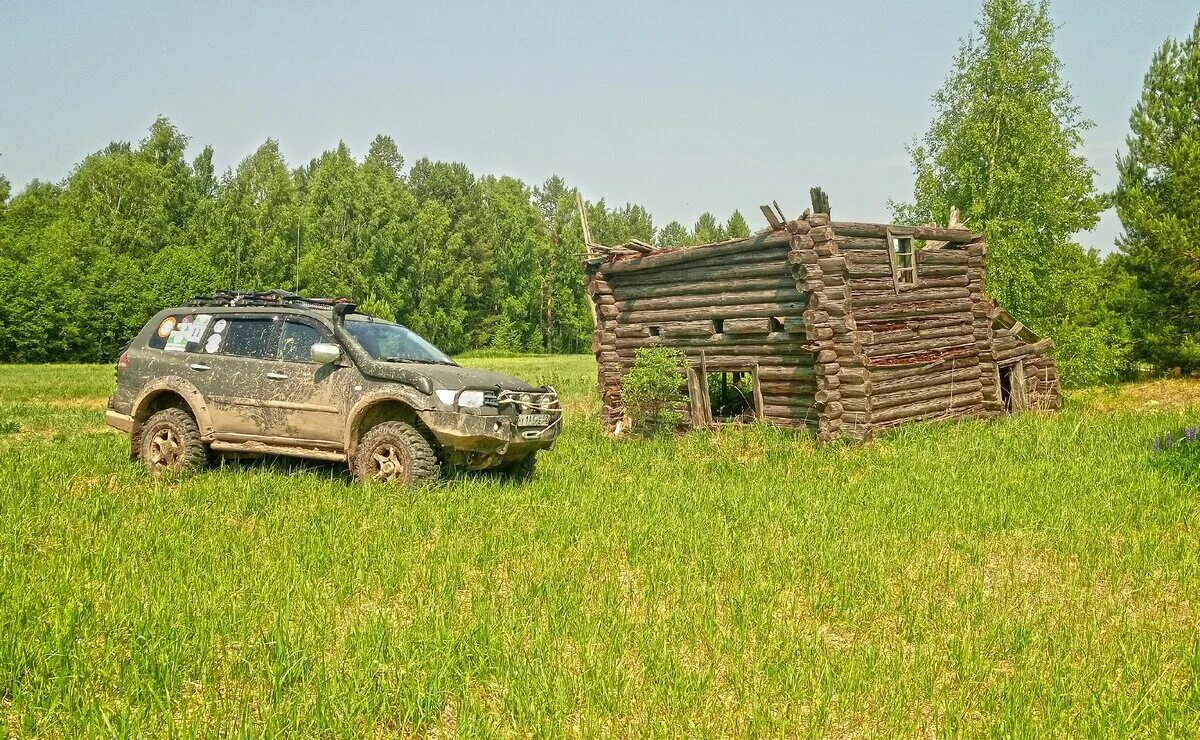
left=218, top=318, right=280, bottom=359
left=148, top=313, right=213, bottom=353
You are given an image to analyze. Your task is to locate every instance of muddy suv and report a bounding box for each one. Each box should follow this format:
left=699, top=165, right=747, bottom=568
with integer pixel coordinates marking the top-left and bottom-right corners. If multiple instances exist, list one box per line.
left=105, top=291, right=562, bottom=484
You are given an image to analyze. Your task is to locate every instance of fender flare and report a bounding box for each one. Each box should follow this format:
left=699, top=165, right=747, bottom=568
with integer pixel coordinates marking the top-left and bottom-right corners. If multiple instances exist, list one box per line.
left=344, top=388, right=437, bottom=454
left=131, top=377, right=215, bottom=439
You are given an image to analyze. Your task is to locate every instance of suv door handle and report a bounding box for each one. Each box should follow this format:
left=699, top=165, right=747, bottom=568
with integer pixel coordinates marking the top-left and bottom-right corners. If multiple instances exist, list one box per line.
left=189, top=363, right=210, bottom=372
left=266, top=372, right=289, bottom=381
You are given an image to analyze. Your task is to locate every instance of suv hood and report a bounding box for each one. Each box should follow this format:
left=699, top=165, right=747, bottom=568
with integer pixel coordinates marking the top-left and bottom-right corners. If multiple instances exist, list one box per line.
left=330, top=319, right=537, bottom=394
left=360, top=360, right=536, bottom=393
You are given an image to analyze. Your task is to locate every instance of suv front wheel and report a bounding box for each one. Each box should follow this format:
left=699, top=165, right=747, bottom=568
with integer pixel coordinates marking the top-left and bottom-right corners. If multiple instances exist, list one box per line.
left=352, top=421, right=441, bottom=486
left=140, top=408, right=208, bottom=478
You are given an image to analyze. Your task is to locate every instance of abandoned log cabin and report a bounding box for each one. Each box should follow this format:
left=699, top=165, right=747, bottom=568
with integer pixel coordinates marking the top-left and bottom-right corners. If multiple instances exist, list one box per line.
left=583, top=209, right=1060, bottom=441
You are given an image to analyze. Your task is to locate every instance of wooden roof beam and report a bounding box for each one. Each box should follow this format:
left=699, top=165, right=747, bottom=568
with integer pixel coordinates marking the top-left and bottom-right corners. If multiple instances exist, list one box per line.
left=832, top=221, right=982, bottom=244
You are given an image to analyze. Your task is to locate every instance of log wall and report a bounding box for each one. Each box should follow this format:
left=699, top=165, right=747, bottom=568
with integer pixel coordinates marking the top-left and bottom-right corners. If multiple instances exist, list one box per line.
left=585, top=213, right=1062, bottom=440
left=825, top=230, right=991, bottom=432
left=587, top=231, right=818, bottom=431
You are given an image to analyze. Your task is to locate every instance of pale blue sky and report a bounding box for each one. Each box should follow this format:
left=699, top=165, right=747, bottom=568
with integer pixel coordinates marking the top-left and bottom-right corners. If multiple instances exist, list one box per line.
left=2, top=1, right=1196, bottom=253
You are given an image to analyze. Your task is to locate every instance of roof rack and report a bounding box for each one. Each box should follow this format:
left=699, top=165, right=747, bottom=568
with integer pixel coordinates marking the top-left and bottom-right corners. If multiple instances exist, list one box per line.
left=186, top=289, right=355, bottom=309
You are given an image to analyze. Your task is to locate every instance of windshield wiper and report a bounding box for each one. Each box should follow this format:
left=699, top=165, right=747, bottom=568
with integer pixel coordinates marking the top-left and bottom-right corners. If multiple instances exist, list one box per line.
left=383, top=356, right=456, bottom=366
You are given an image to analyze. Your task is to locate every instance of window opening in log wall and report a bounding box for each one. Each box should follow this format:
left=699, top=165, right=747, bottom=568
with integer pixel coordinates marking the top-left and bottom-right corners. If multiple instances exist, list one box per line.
left=648, top=325, right=661, bottom=337
left=712, top=318, right=724, bottom=335
left=887, top=230, right=918, bottom=290
left=769, top=316, right=785, bottom=333
left=707, top=370, right=757, bottom=422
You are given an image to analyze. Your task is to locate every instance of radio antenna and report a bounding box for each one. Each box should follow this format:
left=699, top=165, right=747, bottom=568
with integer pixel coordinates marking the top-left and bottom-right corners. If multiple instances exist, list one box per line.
left=295, top=218, right=301, bottom=294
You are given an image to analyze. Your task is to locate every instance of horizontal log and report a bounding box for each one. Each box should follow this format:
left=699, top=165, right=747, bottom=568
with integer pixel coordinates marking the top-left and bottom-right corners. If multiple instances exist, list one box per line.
left=853, top=298, right=975, bottom=322
left=854, top=315, right=973, bottom=334
left=586, top=280, right=613, bottom=297
left=994, top=338, right=1054, bottom=363
left=760, top=407, right=820, bottom=423
left=868, top=359, right=980, bottom=382
left=609, top=262, right=788, bottom=288
left=630, top=245, right=790, bottom=274
left=757, top=366, right=819, bottom=379
left=758, top=380, right=818, bottom=394
left=872, top=380, right=984, bottom=412
left=832, top=221, right=982, bottom=243
left=759, top=395, right=818, bottom=409
left=610, top=275, right=797, bottom=301
left=614, top=334, right=814, bottom=351
left=870, top=390, right=985, bottom=424
left=918, top=250, right=970, bottom=265
left=845, top=251, right=891, bottom=266
left=615, top=288, right=806, bottom=313
left=616, top=346, right=814, bottom=363
left=872, top=365, right=982, bottom=395
left=849, top=275, right=970, bottom=292
left=868, top=347, right=976, bottom=367
left=865, top=334, right=976, bottom=359
left=619, top=302, right=807, bottom=324
left=723, top=317, right=772, bottom=335
left=834, top=237, right=887, bottom=250
left=851, top=287, right=971, bottom=308
left=601, top=231, right=793, bottom=275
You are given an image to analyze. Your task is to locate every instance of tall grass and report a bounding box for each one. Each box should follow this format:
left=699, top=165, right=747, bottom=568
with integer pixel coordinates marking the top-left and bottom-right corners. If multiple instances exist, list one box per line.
left=1, top=360, right=1198, bottom=735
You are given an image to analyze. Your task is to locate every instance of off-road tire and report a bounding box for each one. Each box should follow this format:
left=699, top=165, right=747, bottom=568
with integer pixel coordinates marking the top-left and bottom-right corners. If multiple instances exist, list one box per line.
left=140, top=408, right=207, bottom=479
left=352, top=421, right=441, bottom=486
left=498, top=452, right=537, bottom=482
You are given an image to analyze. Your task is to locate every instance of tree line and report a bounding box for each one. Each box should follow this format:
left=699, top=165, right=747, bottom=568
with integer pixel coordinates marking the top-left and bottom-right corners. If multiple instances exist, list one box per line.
left=0, top=0, right=1197, bottom=387
left=0, top=125, right=750, bottom=364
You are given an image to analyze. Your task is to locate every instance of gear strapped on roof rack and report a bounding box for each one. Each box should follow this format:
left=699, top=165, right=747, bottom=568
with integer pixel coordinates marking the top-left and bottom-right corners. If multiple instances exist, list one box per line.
left=187, top=289, right=355, bottom=309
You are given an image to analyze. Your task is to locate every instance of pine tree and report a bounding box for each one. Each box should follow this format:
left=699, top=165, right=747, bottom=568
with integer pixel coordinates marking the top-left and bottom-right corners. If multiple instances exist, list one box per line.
left=692, top=212, right=724, bottom=244
left=657, top=221, right=691, bottom=247
left=726, top=210, right=750, bottom=238
left=1114, top=14, right=1200, bottom=370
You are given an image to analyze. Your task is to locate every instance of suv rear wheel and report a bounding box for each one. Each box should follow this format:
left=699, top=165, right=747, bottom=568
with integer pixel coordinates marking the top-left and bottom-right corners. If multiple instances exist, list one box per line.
left=140, top=408, right=208, bottom=478
left=352, top=421, right=441, bottom=486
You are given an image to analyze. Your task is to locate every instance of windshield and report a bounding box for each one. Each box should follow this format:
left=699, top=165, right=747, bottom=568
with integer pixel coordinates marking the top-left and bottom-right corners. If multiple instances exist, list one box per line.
left=344, top=317, right=455, bottom=365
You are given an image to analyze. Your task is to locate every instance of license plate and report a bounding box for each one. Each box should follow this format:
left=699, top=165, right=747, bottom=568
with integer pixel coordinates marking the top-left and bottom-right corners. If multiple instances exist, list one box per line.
left=518, top=413, right=551, bottom=427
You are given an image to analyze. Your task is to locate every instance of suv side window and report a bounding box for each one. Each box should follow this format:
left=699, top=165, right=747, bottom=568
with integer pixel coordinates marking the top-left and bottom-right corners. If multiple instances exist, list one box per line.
left=280, top=320, right=328, bottom=363
left=219, top=318, right=280, bottom=359
left=149, top=313, right=213, bottom=353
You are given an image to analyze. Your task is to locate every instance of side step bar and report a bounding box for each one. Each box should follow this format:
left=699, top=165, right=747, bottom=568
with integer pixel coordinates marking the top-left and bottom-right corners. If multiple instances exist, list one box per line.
left=209, top=440, right=347, bottom=462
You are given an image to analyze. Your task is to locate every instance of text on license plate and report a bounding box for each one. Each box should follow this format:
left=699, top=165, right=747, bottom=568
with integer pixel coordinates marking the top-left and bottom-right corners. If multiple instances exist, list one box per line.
left=518, top=414, right=552, bottom=427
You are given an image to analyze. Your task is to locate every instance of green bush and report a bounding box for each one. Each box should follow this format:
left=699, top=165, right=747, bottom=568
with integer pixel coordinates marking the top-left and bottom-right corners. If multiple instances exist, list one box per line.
left=621, top=348, right=688, bottom=435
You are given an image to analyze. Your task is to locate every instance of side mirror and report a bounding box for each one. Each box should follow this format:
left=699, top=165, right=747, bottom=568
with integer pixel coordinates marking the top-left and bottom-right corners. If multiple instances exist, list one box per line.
left=310, top=342, right=342, bottom=364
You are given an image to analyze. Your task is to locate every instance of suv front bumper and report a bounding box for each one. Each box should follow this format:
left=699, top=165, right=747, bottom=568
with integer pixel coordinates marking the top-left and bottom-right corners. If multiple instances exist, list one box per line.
left=422, top=410, right=560, bottom=465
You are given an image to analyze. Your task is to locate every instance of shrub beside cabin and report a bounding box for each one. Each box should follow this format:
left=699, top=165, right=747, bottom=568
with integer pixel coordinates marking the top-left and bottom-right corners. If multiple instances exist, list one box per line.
left=583, top=210, right=1060, bottom=441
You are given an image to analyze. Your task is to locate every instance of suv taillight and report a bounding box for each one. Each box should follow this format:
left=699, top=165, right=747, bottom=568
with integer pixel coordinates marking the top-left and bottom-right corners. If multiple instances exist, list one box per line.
left=117, top=351, right=129, bottom=371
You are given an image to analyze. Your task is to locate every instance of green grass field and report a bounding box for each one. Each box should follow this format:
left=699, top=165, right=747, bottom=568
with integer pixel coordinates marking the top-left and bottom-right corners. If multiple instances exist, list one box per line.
left=2, top=357, right=1199, bottom=736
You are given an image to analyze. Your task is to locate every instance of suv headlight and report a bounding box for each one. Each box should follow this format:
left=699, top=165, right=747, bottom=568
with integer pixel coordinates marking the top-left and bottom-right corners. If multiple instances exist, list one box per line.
left=458, top=390, right=485, bottom=409
left=435, top=389, right=485, bottom=409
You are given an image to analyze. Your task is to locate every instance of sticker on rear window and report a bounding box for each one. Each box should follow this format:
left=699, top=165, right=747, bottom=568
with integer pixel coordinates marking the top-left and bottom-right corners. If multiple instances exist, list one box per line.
left=185, top=315, right=212, bottom=343
left=156, top=317, right=176, bottom=338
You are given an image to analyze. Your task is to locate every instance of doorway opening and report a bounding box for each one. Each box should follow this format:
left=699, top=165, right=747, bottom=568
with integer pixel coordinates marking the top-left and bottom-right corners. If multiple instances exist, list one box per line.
left=707, top=370, right=757, bottom=422
left=998, top=361, right=1025, bottom=413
